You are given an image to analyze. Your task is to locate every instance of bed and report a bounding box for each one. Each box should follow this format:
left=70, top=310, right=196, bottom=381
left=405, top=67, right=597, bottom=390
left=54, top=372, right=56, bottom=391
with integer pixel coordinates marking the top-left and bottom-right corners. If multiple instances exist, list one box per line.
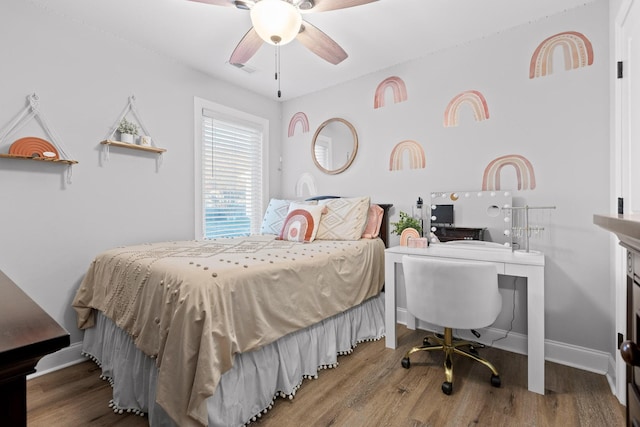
left=72, top=197, right=391, bottom=427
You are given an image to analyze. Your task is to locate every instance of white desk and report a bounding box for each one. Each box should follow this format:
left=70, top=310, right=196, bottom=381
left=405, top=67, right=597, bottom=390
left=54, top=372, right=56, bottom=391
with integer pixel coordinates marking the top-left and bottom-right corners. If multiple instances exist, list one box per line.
left=385, top=243, right=545, bottom=395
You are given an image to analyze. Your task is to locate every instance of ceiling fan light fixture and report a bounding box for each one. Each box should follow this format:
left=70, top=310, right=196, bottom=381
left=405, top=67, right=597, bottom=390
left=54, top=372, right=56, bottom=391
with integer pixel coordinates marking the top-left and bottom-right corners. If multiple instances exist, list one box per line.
left=292, top=0, right=314, bottom=10
left=250, top=0, right=302, bottom=45
left=234, top=1, right=255, bottom=10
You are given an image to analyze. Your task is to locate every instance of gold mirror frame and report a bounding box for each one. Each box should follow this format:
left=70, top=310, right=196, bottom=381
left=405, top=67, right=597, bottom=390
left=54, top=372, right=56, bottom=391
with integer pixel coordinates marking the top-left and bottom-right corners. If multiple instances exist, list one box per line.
left=311, top=118, right=358, bottom=175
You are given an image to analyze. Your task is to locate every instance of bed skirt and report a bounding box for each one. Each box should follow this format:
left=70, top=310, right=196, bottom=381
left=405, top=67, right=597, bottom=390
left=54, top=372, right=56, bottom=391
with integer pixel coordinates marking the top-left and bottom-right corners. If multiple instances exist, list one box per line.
left=81, top=292, right=386, bottom=427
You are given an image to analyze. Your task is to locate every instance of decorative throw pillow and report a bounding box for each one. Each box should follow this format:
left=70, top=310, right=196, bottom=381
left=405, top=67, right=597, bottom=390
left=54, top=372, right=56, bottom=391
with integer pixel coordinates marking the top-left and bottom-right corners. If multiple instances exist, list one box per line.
left=260, top=199, right=318, bottom=235
left=361, top=204, right=385, bottom=239
left=315, top=196, right=370, bottom=241
left=260, top=199, right=293, bottom=235
left=279, top=203, right=326, bottom=242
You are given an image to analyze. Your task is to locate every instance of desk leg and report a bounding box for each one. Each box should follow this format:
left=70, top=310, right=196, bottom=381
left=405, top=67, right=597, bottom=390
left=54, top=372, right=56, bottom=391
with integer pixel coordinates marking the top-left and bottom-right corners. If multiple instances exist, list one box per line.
left=405, top=313, right=417, bottom=330
left=0, top=374, right=27, bottom=427
left=527, top=267, right=545, bottom=395
left=385, top=258, right=397, bottom=349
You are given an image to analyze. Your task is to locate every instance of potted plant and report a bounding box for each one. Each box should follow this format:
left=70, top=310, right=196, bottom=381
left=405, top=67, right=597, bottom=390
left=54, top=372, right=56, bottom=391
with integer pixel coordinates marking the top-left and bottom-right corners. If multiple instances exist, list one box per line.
left=391, top=211, right=423, bottom=235
left=117, top=118, right=139, bottom=144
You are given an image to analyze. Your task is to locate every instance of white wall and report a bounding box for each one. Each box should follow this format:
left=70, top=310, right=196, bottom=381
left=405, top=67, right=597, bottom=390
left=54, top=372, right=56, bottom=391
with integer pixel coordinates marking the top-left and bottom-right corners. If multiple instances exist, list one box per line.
left=0, top=0, right=281, bottom=370
left=0, top=0, right=617, bottom=379
left=282, top=0, right=613, bottom=366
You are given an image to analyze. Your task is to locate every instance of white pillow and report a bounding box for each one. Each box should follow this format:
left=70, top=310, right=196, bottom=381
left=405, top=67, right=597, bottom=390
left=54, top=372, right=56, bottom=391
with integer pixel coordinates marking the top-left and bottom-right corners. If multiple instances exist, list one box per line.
left=260, top=199, right=293, bottom=235
left=279, top=203, right=326, bottom=242
left=315, top=196, right=370, bottom=241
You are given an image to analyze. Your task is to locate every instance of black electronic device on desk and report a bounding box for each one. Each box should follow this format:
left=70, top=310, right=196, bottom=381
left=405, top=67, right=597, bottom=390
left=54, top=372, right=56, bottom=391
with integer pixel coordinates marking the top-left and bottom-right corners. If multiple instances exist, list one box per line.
left=434, top=226, right=486, bottom=242
left=431, top=204, right=486, bottom=242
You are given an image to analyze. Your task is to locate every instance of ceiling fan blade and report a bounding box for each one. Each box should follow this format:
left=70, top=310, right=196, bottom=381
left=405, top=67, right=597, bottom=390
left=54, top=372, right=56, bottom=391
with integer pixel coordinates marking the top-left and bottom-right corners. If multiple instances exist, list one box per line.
left=296, top=21, right=347, bottom=65
left=188, top=0, right=235, bottom=7
left=307, top=0, right=377, bottom=13
left=229, top=27, right=264, bottom=65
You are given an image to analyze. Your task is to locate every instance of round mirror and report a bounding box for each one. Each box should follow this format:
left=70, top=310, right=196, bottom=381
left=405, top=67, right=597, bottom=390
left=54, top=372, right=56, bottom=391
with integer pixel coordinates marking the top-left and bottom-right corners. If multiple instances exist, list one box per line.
left=311, top=118, right=358, bottom=175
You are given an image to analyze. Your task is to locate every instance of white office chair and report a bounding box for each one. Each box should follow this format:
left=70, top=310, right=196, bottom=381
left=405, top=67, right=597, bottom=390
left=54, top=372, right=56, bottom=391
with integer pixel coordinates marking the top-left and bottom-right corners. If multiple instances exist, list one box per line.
left=400, top=255, right=502, bottom=395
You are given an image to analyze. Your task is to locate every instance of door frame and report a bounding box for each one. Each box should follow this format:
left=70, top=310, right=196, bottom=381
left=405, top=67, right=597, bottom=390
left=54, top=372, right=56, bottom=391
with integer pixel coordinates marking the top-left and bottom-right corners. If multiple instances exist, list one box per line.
left=613, top=0, right=634, bottom=404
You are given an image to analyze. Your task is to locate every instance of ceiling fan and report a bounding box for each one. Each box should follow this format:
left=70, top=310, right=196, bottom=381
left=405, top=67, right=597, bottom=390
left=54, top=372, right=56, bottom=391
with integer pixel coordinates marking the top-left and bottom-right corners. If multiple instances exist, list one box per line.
left=189, top=0, right=378, bottom=66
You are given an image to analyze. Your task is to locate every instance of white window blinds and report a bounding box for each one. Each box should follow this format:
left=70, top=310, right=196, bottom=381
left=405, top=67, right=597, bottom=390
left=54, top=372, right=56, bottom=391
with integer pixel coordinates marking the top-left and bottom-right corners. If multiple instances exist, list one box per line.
left=200, top=108, right=264, bottom=239
left=314, top=136, right=331, bottom=170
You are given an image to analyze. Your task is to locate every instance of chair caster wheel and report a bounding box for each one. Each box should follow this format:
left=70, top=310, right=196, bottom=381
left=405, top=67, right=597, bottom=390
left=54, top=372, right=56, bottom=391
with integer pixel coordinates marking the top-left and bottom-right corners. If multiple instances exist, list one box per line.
left=469, top=345, right=479, bottom=356
left=423, top=337, right=430, bottom=345
left=491, top=374, right=501, bottom=388
left=441, top=381, right=453, bottom=395
left=401, top=357, right=410, bottom=369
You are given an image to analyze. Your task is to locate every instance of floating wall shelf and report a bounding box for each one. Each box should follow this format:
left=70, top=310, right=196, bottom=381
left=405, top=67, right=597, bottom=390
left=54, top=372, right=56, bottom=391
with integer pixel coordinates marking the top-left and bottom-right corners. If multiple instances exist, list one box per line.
left=100, top=140, right=166, bottom=154
left=0, top=94, right=78, bottom=178
left=0, top=153, right=78, bottom=165
left=101, top=96, right=166, bottom=164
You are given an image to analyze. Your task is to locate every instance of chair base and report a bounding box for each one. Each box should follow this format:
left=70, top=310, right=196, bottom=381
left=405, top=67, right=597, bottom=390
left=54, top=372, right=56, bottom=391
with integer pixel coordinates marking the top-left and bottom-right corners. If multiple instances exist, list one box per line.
left=400, top=328, right=501, bottom=395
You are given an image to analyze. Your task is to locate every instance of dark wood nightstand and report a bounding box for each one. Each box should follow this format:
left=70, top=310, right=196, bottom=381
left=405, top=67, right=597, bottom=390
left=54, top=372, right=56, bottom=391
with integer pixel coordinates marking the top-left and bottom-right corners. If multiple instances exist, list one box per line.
left=0, top=270, right=70, bottom=427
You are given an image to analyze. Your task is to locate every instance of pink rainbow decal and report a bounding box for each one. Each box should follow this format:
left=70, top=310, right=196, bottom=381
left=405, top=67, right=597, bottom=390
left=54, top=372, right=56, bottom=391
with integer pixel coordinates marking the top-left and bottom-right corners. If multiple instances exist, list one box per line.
left=288, top=112, right=309, bottom=137
left=443, top=90, right=490, bottom=127
left=374, top=76, right=408, bottom=109
left=389, top=140, right=425, bottom=171
left=482, top=154, right=536, bottom=191
left=529, top=31, right=594, bottom=79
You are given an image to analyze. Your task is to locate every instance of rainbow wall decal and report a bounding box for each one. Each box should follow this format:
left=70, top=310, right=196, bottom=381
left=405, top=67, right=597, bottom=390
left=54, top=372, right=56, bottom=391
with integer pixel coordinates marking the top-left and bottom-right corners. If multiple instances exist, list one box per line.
left=443, top=90, right=490, bottom=127
left=374, top=76, right=408, bottom=109
left=295, top=172, right=317, bottom=197
left=389, top=140, right=425, bottom=171
left=529, top=31, right=594, bottom=79
left=288, top=112, right=310, bottom=137
left=482, top=154, right=536, bottom=191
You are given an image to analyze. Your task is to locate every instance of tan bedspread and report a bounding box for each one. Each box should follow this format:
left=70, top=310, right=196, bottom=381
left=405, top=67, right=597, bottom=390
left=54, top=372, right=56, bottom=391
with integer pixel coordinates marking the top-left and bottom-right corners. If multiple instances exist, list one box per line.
left=72, top=235, right=385, bottom=426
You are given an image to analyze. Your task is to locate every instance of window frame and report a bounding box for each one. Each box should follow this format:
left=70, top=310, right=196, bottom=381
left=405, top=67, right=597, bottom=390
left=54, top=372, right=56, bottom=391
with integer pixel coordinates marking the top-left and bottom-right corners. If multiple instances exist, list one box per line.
left=193, top=97, right=269, bottom=239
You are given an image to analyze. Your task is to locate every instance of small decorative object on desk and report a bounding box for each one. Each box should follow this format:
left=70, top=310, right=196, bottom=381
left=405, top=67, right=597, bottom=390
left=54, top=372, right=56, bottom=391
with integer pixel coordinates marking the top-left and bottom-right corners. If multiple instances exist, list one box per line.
left=392, top=211, right=423, bottom=236
left=407, top=237, right=428, bottom=248
left=503, top=205, right=556, bottom=254
left=400, top=228, right=421, bottom=246
left=139, top=135, right=152, bottom=146
left=393, top=210, right=424, bottom=246
left=413, top=196, right=424, bottom=230
left=117, top=118, right=139, bottom=144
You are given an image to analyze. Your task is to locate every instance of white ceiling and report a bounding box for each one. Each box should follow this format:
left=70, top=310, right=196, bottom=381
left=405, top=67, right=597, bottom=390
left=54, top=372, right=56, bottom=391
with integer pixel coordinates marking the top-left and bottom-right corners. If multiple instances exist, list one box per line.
left=29, top=0, right=598, bottom=101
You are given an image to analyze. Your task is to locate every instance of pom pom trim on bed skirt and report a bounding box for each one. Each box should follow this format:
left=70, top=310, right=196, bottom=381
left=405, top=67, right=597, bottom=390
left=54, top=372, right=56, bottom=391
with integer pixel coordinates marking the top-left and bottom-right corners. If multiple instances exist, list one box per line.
left=81, top=293, right=386, bottom=427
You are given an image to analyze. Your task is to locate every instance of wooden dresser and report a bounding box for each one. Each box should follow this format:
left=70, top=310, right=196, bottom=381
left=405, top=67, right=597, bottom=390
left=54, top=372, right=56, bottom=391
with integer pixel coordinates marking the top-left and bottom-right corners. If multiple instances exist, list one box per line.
left=0, top=270, right=70, bottom=426
left=594, top=214, right=640, bottom=426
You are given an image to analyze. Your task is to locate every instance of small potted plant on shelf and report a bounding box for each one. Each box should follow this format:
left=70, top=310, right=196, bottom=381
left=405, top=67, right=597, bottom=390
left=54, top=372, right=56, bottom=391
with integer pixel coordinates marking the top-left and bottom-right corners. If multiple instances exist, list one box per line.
left=117, top=118, right=139, bottom=144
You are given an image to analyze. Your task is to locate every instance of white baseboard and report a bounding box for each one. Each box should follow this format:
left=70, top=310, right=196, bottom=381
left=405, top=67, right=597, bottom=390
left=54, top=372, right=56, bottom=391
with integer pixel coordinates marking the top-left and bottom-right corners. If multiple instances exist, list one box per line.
left=27, top=341, right=85, bottom=380
left=605, top=354, right=620, bottom=400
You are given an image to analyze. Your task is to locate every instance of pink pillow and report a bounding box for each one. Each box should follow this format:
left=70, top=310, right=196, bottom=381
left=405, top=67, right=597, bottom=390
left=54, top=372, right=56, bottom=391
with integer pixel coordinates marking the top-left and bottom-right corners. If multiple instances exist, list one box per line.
left=361, top=204, right=384, bottom=239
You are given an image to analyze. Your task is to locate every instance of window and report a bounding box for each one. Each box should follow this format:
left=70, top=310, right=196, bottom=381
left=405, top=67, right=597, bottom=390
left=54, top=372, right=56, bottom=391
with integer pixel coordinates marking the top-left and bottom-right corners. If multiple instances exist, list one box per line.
left=194, top=98, right=268, bottom=239
left=314, top=135, right=332, bottom=170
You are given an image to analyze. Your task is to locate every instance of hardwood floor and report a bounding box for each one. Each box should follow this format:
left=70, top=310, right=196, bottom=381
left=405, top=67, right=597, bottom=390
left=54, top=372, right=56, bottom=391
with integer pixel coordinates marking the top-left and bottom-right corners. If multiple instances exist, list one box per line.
left=27, top=326, right=626, bottom=426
